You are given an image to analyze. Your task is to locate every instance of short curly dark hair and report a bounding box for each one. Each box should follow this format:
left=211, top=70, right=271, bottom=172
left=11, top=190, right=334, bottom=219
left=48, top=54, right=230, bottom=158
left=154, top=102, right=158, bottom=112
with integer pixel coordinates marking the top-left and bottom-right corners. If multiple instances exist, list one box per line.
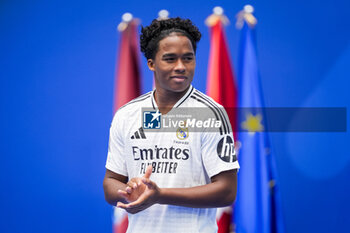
left=140, top=17, right=201, bottom=59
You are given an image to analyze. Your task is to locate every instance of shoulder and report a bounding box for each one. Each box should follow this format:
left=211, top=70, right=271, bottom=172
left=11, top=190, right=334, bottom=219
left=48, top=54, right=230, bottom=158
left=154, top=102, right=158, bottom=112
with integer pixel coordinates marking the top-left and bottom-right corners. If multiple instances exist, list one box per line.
left=112, top=91, right=152, bottom=125
left=118, top=92, right=153, bottom=111
left=189, top=88, right=231, bottom=135
left=189, top=88, right=224, bottom=109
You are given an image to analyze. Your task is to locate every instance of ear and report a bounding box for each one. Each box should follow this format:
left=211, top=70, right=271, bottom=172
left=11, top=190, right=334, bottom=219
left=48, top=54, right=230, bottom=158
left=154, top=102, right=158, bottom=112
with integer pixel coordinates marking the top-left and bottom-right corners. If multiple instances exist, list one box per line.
left=147, top=59, right=155, bottom=71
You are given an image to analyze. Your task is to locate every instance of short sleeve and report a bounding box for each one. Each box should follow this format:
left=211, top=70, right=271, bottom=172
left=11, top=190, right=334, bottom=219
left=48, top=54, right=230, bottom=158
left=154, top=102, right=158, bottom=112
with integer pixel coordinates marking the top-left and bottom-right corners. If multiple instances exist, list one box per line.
left=105, top=111, right=128, bottom=176
left=201, top=109, right=239, bottom=178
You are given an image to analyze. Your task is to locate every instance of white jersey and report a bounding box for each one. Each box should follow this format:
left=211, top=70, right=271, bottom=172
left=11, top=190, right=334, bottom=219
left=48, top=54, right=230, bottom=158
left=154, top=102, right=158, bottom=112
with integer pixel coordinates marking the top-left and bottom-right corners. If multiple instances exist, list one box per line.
left=106, top=85, right=239, bottom=233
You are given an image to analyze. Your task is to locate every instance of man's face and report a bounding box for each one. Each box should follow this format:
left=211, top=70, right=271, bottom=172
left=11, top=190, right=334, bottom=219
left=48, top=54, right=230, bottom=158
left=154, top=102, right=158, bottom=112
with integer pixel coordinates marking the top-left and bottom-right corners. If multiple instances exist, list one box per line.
left=148, top=33, right=196, bottom=93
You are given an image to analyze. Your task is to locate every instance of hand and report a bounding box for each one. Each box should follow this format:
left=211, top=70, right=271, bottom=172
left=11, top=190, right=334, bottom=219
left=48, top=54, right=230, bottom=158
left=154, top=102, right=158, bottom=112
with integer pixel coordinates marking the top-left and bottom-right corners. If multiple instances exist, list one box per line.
left=117, top=166, right=151, bottom=203
left=117, top=165, right=160, bottom=214
left=120, top=177, right=146, bottom=203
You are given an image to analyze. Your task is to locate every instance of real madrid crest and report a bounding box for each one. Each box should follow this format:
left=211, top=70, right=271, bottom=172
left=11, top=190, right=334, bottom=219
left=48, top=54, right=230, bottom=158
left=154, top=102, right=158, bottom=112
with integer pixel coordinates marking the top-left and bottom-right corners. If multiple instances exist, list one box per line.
left=176, top=127, right=189, bottom=140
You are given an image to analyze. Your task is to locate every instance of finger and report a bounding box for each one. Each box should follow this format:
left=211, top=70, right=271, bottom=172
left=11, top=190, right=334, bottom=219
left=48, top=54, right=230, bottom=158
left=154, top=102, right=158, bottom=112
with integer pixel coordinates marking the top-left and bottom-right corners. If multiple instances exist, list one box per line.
left=125, top=186, right=133, bottom=194
left=127, top=181, right=138, bottom=189
left=126, top=200, right=153, bottom=214
left=143, top=165, right=152, bottom=179
left=117, top=201, right=128, bottom=209
left=118, top=190, right=130, bottom=200
left=118, top=189, right=128, bottom=196
left=142, top=178, right=154, bottom=189
left=124, top=195, right=147, bottom=209
left=118, top=201, right=144, bottom=210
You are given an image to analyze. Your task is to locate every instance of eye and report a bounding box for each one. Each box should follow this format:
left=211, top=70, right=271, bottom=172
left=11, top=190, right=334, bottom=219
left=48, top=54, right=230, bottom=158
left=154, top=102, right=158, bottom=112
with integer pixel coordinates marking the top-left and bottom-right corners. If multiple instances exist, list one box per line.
left=163, top=57, right=176, bottom=62
left=183, top=56, right=194, bottom=62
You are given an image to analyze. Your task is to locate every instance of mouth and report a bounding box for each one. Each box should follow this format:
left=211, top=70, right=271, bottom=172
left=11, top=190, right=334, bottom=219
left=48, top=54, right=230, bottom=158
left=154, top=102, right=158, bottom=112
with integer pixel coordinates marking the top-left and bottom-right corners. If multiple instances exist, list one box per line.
left=170, top=76, right=187, bottom=81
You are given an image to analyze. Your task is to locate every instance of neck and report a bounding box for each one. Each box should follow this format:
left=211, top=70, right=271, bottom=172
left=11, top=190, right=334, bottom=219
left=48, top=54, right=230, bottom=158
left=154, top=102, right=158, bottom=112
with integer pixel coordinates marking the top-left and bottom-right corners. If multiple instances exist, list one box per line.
left=154, top=86, right=190, bottom=114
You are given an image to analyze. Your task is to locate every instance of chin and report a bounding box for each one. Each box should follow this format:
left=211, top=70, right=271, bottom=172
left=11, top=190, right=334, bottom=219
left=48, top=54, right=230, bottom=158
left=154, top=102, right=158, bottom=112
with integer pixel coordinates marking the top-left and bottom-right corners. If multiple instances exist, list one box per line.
left=170, top=83, right=191, bottom=93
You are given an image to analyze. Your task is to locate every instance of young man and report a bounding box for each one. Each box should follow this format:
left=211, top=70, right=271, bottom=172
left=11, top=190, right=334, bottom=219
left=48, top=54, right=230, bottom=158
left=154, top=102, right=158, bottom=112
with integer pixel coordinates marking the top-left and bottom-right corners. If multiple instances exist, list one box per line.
left=103, top=17, right=239, bottom=233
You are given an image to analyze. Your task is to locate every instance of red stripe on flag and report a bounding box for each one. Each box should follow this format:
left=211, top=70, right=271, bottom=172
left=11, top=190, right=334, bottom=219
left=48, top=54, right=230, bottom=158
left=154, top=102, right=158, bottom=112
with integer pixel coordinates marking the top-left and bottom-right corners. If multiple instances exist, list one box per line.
left=112, top=18, right=142, bottom=233
left=113, top=19, right=142, bottom=112
left=206, top=17, right=238, bottom=233
left=206, top=19, right=237, bottom=137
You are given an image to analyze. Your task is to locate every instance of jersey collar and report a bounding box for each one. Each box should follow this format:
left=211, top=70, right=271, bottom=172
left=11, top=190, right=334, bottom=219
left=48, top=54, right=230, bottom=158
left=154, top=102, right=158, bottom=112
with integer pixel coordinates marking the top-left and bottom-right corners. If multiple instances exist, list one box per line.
left=151, top=85, right=194, bottom=110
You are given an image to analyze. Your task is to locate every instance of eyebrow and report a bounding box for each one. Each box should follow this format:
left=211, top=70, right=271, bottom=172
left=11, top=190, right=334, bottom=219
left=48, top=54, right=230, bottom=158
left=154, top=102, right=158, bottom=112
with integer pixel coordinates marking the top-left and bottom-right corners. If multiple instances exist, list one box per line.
left=162, top=52, right=194, bottom=58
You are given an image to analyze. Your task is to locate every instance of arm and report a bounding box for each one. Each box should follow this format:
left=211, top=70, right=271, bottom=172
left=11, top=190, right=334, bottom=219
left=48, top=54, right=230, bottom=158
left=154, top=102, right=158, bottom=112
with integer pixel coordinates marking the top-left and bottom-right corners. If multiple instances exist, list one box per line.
left=103, top=169, right=150, bottom=206
left=117, top=166, right=237, bottom=213
left=103, top=169, right=128, bottom=206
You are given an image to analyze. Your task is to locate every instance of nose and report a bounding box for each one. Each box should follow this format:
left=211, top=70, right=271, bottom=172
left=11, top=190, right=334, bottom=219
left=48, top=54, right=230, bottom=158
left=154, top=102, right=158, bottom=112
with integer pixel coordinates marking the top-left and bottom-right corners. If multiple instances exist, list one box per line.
left=174, top=60, right=185, bottom=73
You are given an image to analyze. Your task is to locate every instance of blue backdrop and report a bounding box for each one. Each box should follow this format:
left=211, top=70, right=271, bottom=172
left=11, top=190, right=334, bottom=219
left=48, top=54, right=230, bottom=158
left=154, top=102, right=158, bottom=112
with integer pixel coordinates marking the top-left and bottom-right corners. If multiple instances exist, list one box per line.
left=1, top=0, right=349, bottom=232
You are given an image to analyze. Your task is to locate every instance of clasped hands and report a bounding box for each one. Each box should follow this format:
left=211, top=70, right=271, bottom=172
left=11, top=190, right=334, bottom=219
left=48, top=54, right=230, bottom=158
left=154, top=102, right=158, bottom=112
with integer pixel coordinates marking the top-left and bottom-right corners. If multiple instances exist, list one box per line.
left=117, top=165, right=160, bottom=214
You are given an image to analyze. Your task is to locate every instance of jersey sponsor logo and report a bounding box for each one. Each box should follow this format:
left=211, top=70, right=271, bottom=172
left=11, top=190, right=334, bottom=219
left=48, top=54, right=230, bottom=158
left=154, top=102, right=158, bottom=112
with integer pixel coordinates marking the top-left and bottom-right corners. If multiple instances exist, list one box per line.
left=176, top=127, right=189, bottom=140
left=132, top=146, right=189, bottom=161
left=132, top=145, right=190, bottom=174
left=217, top=135, right=237, bottom=163
left=140, top=161, right=178, bottom=174
left=143, top=110, right=161, bottom=129
left=131, top=127, right=146, bottom=139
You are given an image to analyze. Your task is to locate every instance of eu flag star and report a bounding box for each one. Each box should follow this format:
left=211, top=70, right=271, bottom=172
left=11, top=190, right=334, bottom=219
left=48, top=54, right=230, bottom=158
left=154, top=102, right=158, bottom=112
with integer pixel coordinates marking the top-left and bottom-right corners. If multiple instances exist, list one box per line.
left=241, top=113, right=264, bottom=132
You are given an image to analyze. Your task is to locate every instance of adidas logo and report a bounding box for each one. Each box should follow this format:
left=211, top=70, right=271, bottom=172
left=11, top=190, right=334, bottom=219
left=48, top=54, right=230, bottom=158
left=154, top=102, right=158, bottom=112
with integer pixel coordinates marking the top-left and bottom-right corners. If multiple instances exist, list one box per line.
left=131, top=127, right=146, bottom=139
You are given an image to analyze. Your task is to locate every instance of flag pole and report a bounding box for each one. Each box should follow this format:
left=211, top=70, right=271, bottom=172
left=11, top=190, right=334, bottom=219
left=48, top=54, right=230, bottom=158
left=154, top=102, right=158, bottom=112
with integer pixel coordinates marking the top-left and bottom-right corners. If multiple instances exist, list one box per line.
left=205, top=6, right=230, bottom=26
left=235, top=4, right=257, bottom=29
left=158, top=9, right=169, bottom=20
left=117, top=13, right=140, bottom=32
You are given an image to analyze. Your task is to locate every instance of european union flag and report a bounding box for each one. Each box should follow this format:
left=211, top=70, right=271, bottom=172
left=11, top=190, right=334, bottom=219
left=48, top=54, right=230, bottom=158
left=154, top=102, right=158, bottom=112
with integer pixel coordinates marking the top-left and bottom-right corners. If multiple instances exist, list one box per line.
left=234, top=11, right=285, bottom=233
